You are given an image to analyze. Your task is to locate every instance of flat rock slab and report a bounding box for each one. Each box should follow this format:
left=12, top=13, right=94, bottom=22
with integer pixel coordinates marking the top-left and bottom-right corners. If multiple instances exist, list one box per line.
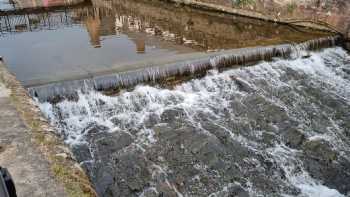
left=0, top=83, right=67, bottom=197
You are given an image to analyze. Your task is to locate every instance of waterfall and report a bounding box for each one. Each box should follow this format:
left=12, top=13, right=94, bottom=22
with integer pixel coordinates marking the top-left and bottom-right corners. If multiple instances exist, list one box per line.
left=36, top=46, right=350, bottom=197
left=28, top=36, right=341, bottom=103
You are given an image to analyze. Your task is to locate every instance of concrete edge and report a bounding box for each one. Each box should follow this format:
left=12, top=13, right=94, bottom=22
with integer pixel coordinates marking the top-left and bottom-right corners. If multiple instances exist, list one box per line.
left=0, top=0, right=90, bottom=15
left=167, top=0, right=343, bottom=34
left=24, top=45, right=285, bottom=87
left=0, top=61, right=97, bottom=197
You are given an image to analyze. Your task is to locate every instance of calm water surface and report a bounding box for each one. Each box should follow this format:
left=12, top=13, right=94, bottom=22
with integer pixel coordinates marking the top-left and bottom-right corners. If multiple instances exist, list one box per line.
left=0, top=0, right=331, bottom=86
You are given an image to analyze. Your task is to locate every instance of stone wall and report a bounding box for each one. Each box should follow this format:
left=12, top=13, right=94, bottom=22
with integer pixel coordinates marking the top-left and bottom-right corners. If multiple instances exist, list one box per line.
left=166, top=0, right=350, bottom=37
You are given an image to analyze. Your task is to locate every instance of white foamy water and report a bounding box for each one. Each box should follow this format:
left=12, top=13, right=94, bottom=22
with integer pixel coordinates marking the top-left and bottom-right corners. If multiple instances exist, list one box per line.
left=37, top=47, right=350, bottom=197
left=269, top=144, right=344, bottom=197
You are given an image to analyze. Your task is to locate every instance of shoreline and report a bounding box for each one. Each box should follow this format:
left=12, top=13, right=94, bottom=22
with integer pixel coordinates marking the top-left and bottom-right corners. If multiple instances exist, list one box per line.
left=0, top=61, right=97, bottom=197
left=160, top=0, right=347, bottom=36
left=0, top=0, right=348, bottom=196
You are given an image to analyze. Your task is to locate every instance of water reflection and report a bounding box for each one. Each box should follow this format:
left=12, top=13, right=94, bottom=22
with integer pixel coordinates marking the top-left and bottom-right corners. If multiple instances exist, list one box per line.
left=1, top=0, right=85, bottom=10
left=0, top=0, right=332, bottom=86
left=1, top=0, right=331, bottom=50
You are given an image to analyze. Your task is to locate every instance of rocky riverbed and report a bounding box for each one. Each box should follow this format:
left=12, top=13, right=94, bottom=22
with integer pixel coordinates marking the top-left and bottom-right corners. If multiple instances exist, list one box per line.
left=37, top=47, right=350, bottom=197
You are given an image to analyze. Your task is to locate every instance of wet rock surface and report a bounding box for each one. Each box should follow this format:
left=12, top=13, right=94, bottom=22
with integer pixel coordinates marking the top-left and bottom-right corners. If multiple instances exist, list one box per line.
left=39, top=48, right=350, bottom=197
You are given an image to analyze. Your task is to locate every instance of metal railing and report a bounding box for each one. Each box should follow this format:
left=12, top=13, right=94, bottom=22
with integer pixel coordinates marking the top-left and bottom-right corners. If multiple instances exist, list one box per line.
left=0, top=10, right=75, bottom=35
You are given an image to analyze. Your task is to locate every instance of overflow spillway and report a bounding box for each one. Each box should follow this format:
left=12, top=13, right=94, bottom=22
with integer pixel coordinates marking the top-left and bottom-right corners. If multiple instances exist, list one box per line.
left=28, top=36, right=340, bottom=103
left=37, top=44, right=350, bottom=197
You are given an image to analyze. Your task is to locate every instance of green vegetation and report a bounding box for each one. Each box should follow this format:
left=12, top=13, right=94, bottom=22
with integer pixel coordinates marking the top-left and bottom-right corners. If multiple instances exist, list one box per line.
left=52, top=163, right=93, bottom=197
left=287, top=2, right=297, bottom=13
left=231, top=0, right=255, bottom=7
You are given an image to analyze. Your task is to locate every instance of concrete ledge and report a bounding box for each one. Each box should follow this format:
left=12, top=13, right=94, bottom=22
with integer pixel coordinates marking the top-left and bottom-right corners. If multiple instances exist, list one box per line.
left=0, top=61, right=97, bottom=197
left=166, top=0, right=342, bottom=34
left=0, top=83, right=67, bottom=197
left=0, top=0, right=89, bottom=15
left=28, top=36, right=340, bottom=102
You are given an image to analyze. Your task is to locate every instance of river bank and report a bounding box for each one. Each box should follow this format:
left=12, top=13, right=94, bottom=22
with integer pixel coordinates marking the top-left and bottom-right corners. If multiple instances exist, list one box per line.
left=163, top=0, right=350, bottom=36
left=0, top=61, right=96, bottom=197
left=0, top=0, right=349, bottom=196
left=0, top=80, right=68, bottom=196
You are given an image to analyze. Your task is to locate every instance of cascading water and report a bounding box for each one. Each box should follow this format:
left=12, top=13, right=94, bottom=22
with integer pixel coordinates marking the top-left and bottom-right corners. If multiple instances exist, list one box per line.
left=28, top=36, right=339, bottom=103
left=35, top=43, right=350, bottom=196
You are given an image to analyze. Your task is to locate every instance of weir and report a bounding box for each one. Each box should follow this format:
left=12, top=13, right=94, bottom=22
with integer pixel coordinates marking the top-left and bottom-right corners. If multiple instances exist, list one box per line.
left=37, top=45, right=350, bottom=197
left=29, top=36, right=340, bottom=102
left=2, top=0, right=349, bottom=196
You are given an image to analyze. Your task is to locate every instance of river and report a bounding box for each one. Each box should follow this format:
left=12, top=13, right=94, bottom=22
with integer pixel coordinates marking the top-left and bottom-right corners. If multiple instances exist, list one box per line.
left=0, top=0, right=330, bottom=86
left=1, top=0, right=349, bottom=196
left=37, top=46, right=350, bottom=196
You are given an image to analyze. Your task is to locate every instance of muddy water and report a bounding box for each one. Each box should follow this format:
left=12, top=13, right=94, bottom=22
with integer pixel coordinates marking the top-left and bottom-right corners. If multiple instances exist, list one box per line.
left=0, top=0, right=331, bottom=86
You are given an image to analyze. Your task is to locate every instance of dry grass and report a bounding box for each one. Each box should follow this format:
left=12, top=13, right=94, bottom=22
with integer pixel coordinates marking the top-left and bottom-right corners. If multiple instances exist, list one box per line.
left=0, top=62, right=97, bottom=197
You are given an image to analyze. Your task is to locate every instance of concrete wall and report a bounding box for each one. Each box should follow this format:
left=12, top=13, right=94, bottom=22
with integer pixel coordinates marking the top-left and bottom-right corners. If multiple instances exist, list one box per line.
left=165, top=0, right=350, bottom=37
left=11, top=0, right=85, bottom=9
